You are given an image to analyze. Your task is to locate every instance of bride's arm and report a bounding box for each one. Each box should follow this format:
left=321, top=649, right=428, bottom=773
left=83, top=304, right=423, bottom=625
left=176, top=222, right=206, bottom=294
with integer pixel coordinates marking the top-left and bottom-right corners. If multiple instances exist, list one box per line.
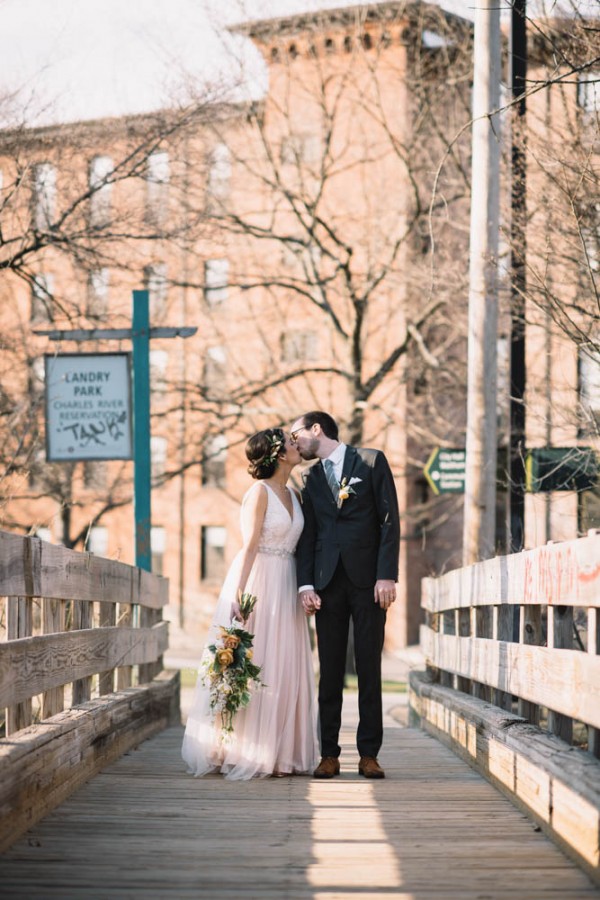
left=231, top=484, right=268, bottom=621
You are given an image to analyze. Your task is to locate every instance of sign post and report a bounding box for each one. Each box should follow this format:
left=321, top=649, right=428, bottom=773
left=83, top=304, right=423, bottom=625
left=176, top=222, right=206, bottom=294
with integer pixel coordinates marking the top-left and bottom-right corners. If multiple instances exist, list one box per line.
left=132, top=290, right=151, bottom=571
left=36, top=290, right=196, bottom=572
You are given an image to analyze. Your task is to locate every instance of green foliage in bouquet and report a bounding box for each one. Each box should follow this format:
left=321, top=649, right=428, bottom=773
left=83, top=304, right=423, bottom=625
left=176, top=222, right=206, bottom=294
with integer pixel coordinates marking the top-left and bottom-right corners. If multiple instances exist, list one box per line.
left=200, top=592, right=263, bottom=738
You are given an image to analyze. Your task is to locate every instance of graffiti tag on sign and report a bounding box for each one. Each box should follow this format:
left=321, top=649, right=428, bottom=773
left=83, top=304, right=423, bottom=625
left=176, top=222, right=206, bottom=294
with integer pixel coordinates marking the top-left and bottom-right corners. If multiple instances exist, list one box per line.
left=45, top=354, right=132, bottom=461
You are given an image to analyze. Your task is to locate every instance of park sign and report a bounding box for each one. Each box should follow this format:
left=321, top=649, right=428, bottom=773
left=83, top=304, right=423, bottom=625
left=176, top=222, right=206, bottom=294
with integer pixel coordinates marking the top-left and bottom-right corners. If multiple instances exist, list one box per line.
left=423, top=447, right=466, bottom=495
left=525, top=447, right=598, bottom=492
left=45, top=353, right=132, bottom=461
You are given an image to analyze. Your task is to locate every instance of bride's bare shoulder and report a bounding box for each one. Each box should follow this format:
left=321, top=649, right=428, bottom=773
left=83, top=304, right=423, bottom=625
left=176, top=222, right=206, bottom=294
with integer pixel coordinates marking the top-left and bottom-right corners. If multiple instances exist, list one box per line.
left=242, top=481, right=268, bottom=505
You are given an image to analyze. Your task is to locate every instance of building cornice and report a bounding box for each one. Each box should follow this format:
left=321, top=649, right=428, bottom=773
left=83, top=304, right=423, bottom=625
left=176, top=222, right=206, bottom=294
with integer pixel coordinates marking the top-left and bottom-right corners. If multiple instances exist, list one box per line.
left=0, top=100, right=253, bottom=147
left=231, top=1, right=466, bottom=41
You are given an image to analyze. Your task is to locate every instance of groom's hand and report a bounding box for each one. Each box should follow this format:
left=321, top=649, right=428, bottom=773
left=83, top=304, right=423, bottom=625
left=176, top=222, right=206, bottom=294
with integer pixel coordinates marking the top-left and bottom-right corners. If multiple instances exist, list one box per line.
left=374, top=580, right=396, bottom=610
left=299, top=589, right=321, bottom=616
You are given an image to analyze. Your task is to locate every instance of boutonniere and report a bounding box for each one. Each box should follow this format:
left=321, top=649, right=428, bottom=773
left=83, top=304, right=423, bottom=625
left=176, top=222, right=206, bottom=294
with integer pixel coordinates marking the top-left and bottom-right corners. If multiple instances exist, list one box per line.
left=337, top=476, right=361, bottom=508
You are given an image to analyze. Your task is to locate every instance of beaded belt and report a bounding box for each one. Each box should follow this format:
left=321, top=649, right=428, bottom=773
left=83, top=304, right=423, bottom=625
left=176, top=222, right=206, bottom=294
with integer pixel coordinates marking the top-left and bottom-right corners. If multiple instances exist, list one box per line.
left=257, top=546, right=294, bottom=559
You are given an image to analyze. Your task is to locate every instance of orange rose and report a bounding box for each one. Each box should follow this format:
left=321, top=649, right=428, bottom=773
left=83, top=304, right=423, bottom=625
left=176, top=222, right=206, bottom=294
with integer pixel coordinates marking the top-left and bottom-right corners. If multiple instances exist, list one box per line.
left=224, top=635, right=241, bottom=650
left=246, top=649, right=253, bottom=661
left=216, top=648, right=234, bottom=668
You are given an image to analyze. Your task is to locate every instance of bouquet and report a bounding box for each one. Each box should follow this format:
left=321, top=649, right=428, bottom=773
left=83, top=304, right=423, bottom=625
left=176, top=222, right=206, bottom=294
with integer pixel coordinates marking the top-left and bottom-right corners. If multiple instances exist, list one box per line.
left=200, top=592, right=263, bottom=740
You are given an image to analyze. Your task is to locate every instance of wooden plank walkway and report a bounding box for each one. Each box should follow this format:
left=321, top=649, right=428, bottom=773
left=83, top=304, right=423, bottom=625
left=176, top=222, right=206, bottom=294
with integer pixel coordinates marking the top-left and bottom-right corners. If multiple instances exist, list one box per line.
left=1, top=694, right=598, bottom=899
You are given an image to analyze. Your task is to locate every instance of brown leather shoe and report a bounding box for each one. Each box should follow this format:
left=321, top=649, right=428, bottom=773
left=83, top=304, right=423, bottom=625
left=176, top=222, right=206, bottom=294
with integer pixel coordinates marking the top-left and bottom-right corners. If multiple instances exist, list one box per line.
left=314, top=757, right=340, bottom=778
left=358, top=756, right=385, bottom=779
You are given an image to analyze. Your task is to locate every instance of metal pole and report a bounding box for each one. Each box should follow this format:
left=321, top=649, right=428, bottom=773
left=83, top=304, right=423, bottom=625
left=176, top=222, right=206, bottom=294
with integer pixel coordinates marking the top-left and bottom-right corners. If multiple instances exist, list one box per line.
left=179, top=131, right=191, bottom=629
left=132, top=289, right=152, bottom=571
left=509, top=0, right=527, bottom=553
left=463, top=0, right=502, bottom=565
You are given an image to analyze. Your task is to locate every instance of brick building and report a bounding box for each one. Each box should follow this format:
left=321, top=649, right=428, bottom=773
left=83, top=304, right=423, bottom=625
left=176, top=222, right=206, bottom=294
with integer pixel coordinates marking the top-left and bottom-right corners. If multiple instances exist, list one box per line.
left=0, top=2, right=598, bottom=651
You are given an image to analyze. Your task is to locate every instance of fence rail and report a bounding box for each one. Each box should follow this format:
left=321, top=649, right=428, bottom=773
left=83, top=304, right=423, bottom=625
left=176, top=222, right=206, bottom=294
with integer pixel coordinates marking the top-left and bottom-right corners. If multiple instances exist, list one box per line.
left=0, top=529, right=178, bottom=852
left=411, top=530, right=600, bottom=884
left=1, top=530, right=168, bottom=734
left=420, top=531, right=600, bottom=754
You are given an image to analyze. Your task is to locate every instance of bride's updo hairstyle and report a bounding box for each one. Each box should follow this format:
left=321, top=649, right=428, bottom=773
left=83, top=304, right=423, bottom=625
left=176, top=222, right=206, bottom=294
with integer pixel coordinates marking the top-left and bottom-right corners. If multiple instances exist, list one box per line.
left=246, top=427, right=286, bottom=480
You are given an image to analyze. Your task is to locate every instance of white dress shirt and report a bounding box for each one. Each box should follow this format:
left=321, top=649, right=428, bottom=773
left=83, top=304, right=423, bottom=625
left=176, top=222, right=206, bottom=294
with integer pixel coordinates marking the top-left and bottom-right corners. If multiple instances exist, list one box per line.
left=298, top=443, right=347, bottom=594
left=323, top=441, right=347, bottom=483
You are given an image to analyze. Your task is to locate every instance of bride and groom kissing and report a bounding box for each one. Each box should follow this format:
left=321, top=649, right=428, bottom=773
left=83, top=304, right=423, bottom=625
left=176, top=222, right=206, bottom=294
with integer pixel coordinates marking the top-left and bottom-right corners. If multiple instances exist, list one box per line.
left=182, top=410, right=401, bottom=781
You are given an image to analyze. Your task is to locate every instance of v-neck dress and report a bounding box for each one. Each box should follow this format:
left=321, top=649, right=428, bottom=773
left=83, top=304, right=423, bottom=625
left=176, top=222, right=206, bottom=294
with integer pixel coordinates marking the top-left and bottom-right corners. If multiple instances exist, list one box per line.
left=182, top=481, right=318, bottom=780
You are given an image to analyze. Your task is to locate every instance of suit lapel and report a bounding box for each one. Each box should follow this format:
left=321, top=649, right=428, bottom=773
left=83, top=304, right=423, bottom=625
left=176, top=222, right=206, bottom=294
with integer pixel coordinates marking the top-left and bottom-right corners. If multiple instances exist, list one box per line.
left=336, top=446, right=359, bottom=516
left=305, top=460, right=336, bottom=508
left=340, top=446, right=359, bottom=485
left=304, top=447, right=359, bottom=512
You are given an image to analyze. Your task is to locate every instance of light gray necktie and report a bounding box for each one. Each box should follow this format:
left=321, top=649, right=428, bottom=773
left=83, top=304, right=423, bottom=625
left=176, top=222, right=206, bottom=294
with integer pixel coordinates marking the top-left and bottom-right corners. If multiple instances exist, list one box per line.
left=323, top=459, right=339, bottom=501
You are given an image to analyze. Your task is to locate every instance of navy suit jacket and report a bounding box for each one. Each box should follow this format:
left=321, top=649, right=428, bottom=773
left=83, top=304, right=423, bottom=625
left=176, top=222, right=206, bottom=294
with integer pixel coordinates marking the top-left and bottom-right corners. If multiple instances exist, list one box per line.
left=296, top=446, right=400, bottom=591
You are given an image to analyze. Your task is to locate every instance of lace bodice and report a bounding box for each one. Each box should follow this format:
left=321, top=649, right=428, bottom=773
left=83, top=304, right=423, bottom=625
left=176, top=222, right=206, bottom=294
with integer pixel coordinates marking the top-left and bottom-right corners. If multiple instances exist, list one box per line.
left=241, top=482, right=304, bottom=556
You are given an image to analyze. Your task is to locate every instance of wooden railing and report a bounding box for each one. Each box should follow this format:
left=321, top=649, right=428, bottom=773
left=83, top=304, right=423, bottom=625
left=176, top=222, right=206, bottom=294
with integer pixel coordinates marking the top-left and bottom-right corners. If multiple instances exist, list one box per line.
left=0, top=530, right=179, bottom=851
left=410, top=530, right=600, bottom=885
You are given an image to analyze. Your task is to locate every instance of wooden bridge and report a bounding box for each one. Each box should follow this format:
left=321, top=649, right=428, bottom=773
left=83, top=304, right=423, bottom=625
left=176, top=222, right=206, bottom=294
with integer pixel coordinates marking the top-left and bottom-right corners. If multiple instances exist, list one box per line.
left=1, top=529, right=599, bottom=897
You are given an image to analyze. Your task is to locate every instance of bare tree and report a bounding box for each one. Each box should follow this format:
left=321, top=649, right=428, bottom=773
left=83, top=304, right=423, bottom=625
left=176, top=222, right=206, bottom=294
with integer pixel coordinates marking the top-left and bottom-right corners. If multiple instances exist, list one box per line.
left=176, top=4, right=475, bottom=465
left=515, top=7, right=600, bottom=350
left=0, top=95, right=234, bottom=546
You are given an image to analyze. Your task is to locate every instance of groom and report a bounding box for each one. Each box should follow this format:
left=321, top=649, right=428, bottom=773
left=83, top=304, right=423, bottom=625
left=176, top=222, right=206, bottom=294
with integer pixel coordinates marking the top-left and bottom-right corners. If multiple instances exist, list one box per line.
left=292, top=411, right=400, bottom=779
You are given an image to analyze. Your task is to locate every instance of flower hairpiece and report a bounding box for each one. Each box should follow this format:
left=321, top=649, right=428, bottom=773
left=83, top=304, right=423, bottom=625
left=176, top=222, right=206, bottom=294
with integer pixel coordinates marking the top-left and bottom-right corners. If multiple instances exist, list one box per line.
left=263, top=433, right=284, bottom=467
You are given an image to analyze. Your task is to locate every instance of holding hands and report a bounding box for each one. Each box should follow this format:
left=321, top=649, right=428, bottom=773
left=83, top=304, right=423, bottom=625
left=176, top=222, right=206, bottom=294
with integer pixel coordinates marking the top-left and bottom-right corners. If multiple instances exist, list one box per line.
left=300, top=581, right=395, bottom=614
left=299, top=589, right=322, bottom=616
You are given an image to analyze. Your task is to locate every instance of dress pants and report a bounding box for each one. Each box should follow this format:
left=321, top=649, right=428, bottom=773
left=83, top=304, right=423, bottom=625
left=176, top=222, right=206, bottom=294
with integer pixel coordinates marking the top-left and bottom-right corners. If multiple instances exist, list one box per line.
left=315, top=559, right=386, bottom=758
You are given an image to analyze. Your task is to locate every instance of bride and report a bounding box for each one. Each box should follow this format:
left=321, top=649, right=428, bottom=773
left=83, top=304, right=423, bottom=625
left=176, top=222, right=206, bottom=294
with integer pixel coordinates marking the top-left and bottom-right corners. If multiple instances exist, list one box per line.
left=182, top=427, right=319, bottom=779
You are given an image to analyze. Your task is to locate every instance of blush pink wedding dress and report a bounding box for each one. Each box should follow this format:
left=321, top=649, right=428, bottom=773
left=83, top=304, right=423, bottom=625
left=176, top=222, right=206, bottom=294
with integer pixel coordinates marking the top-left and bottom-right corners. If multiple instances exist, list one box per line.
left=182, top=482, right=319, bottom=780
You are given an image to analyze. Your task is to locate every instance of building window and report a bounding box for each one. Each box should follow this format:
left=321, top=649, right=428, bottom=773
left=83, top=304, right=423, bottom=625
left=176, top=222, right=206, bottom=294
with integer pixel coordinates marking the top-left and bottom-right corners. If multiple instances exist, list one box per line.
left=31, top=273, right=55, bottom=323
left=280, top=133, right=320, bottom=165
left=30, top=355, right=45, bottom=395
left=87, top=526, right=108, bottom=556
left=581, top=221, right=600, bottom=273
left=281, top=329, right=319, bottom=363
left=146, top=150, right=169, bottom=225
left=151, top=526, right=166, bottom=576
left=32, top=162, right=56, bottom=230
left=28, top=445, right=46, bottom=489
left=150, top=349, right=168, bottom=393
left=89, top=155, right=113, bottom=226
left=202, top=434, right=228, bottom=488
left=205, top=258, right=229, bottom=305
left=280, top=239, right=321, bottom=270
left=151, top=435, right=168, bottom=479
left=144, top=263, right=168, bottom=320
left=578, top=71, right=600, bottom=113
left=579, top=482, right=600, bottom=534
left=201, top=525, right=226, bottom=580
left=579, top=345, right=600, bottom=430
left=83, top=461, right=107, bottom=490
left=496, top=335, right=510, bottom=437
left=207, top=143, right=231, bottom=206
left=203, top=345, right=227, bottom=398
left=87, top=268, right=110, bottom=318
